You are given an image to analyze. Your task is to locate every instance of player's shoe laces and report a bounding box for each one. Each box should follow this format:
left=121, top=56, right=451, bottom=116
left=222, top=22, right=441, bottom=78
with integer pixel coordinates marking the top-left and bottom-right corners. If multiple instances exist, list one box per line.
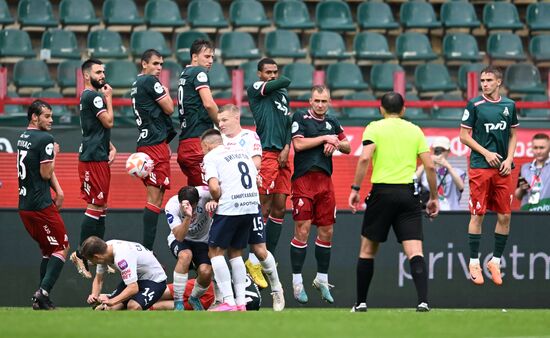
left=350, top=303, right=367, bottom=312
left=207, top=302, right=238, bottom=312
left=487, top=261, right=503, bottom=286
left=245, top=259, right=268, bottom=289
left=70, top=251, right=92, bottom=279
left=293, top=283, right=308, bottom=304
left=312, top=278, right=334, bottom=304
left=271, top=289, right=285, bottom=311
left=416, top=302, right=430, bottom=312
left=32, top=289, right=55, bottom=310
left=468, top=263, right=484, bottom=285
left=188, top=296, right=204, bottom=311
left=174, top=300, right=184, bottom=311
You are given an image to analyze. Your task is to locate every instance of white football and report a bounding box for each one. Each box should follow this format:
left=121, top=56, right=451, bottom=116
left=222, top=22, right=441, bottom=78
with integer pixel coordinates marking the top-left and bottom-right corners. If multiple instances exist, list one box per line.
left=125, top=152, right=154, bottom=178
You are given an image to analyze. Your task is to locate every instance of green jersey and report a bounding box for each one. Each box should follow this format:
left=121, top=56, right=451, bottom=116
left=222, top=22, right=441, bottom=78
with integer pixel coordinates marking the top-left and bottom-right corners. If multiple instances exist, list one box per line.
left=248, top=77, right=291, bottom=151
left=461, top=95, right=519, bottom=169
left=79, top=89, right=110, bottom=162
left=291, top=109, right=345, bottom=180
left=178, top=66, right=213, bottom=140
left=17, top=128, right=55, bottom=211
left=130, top=74, right=175, bottom=147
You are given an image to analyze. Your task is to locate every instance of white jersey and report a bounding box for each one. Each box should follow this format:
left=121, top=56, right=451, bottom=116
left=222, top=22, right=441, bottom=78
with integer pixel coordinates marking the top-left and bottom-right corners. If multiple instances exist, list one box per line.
left=203, top=145, right=260, bottom=215
left=222, top=129, right=262, bottom=159
left=164, top=186, right=213, bottom=245
left=96, top=240, right=167, bottom=285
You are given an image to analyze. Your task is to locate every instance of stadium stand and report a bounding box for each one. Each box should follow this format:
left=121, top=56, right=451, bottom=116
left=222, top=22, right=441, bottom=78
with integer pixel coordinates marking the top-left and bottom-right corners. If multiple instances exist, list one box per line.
left=0, top=0, right=15, bottom=28
left=31, top=90, right=73, bottom=117
left=309, top=31, right=352, bottom=64
left=342, top=91, right=378, bottom=120
left=239, top=60, right=261, bottom=89
left=354, top=32, right=395, bottom=64
left=526, top=2, right=550, bottom=32
left=87, top=30, right=128, bottom=59
left=356, top=1, right=399, bottom=31
left=41, top=29, right=81, bottom=61
left=458, top=63, right=486, bottom=92
left=220, top=32, right=261, bottom=65
left=13, top=59, right=55, bottom=93
left=431, top=93, right=464, bottom=120
left=187, top=0, right=228, bottom=31
left=102, top=0, right=144, bottom=30
left=370, top=63, right=411, bottom=94
left=326, top=62, right=368, bottom=96
left=144, top=0, right=185, bottom=29
left=440, top=1, right=480, bottom=30
left=414, top=63, right=457, bottom=97
left=104, top=60, right=138, bottom=94
left=396, top=32, right=438, bottom=64
left=315, top=0, right=355, bottom=32
left=530, top=35, right=550, bottom=65
left=404, top=92, right=430, bottom=120
left=130, top=30, right=172, bottom=59
left=175, top=31, right=210, bottom=65
left=17, top=0, right=58, bottom=30
left=400, top=0, right=441, bottom=30
left=482, top=2, right=523, bottom=32
left=59, top=0, right=100, bottom=30
left=0, top=29, right=35, bottom=62
left=486, top=33, right=527, bottom=64
left=282, top=62, right=314, bottom=94
left=161, top=59, right=182, bottom=96
left=208, top=62, right=232, bottom=91
left=273, top=0, right=315, bottom=30
left=521, top=94, right=550, bottom=118
left=442, top=33, right=483, bottom=64
left=229, top=0, right=271, bottom=30
left=264, top=30, right=307, bottom=63
left=504, top=63, right=546, bottom=97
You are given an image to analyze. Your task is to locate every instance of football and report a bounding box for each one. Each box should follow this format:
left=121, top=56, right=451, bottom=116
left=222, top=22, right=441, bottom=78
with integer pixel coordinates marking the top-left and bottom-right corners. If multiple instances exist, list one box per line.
left=125, top=152, right=154, bottom=178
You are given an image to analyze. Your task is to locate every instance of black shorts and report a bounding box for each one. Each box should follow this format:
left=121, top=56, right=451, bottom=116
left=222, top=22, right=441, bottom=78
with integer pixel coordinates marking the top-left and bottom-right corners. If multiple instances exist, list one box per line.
left=209, top=214, right=253, bottom=250
left=109, top=279, right=166, bottom=310
left=169, top=239, right=211, bottom=268
left=248, top=210, right=266, bottom=245
left=361, top=184, right=423, bottom=243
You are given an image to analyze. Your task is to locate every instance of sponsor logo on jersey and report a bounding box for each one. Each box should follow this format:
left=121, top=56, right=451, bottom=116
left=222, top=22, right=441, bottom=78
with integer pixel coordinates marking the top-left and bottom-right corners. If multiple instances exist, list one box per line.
left=239, top=139, right=246, bottom=147
left=153, top=82, right=164, bottom=94
left=45, top=143, right=54, bottom=156
left=484, top=120, right=507, bottom=133
left=291, top=121, right=299, bottom=133
left=117, top=259, right=128, bottom=270
left=503, top=107, right=510, bottom=116
left=93, top=96, right=104, bottom=109
left=121, top=269, right=132, bottom=280
left=197, top=72, right=208, bottom=83
left=462, top=109, right=470, bottom=121
left=325, top=122, right=332, bottom=130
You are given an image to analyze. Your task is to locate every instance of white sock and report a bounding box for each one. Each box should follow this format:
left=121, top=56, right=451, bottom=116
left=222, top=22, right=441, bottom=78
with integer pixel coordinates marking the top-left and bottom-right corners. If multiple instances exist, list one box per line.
left=211, top=256, right=235, bottom=306
left=469, top=258, right=480, bottom=265
left=292, top=273, right=303, bottom=285
left=490, top=256, right=501, bottom=265
left=190, top=281, right=209, bottom=298
left=213, top=281, right=222, bottom=303
left=248, top=253, right=260, bottom=264
left=229, top=257, right=247, bottom=306
left=316, top=272, right=328, bottom=283
left=173, top=272, right=188, bottom=302
left=260, top=251, right=282, bottom=291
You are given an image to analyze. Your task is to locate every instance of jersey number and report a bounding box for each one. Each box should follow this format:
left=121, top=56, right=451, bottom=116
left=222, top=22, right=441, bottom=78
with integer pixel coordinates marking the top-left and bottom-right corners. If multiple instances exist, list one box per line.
left=238, top=161, right=252, bottom=189
left=17, top=149, right=27, bottom=180
left=141, top=287, right=155, bottom=305
left=252, top=216, right=263, bottom=231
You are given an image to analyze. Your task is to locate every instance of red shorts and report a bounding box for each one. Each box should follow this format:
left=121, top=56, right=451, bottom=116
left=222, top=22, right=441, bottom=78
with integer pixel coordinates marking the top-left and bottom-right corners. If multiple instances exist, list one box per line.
left=259, top=150, right=292, bottom=195
left=177, top=138, right=205, bottom=186
left=167, top=280, right=215, bottom=310
left=78, top=161, right=110, bottom=207
left=137, top=143, right=171, bottom=190
left=19, top=204, right=69, bottom=257
left=291, top=171, right=336, bottom=226
left=468, top=168, right=514, bottom=215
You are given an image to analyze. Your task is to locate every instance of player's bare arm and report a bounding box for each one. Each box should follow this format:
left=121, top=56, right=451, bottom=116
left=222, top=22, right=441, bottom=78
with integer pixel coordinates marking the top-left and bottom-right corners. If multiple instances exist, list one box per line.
left=158, top=93, right=175, bottom=116
left=337, top=138, right=351, bottom=154
left=293, top=134, right=339, bottom=152
left=105, top=282, right=139, bottom=307
left=459, top=126, right=502, bottom=168
left=263, top=76, right=291, bottom=95
left=499, top=127, right=517, bottom=176
left=199, top=87, right=219, bottom=125
left=207, top=177, right=221, bottom=201
left=277, top=144, right=290, bottom=167
left=419, top=151, right=439, bottom=218
left=349, top=142, right=375, bottom=213
left=50, top=172, right=64, bottom=209
left=88, top=271, right=105, bottom=304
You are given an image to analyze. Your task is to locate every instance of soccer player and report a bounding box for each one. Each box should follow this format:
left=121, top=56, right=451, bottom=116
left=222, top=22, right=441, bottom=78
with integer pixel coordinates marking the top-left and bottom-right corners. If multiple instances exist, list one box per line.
left=459, top=66, right=518, bottom=286
left=201, top=129, right=260, bottom=311
left=289, top=86, right=351, bottom=304
left=177, top=39, right=218, bottom=186
left=218, top=104, right=285, bottom=311
left=247, top=58, right=292, bottom=259
left=349, top=92, right=439, bottom=312
left=130, top=49, right=175, bottom=251
left=17, top=100, right=70, bottom=310
left=70, top=58, right=117, bottom=279
left=82, top=236, right=167, bottom=311
left=164, top=185, right=217, bottom=311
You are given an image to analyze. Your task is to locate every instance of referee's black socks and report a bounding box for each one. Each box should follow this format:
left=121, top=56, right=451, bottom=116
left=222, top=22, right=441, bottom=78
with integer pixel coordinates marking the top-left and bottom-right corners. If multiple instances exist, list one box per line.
left=409, top=255, right=428, bottom=305
left=356, top=258, right=374, bottom=306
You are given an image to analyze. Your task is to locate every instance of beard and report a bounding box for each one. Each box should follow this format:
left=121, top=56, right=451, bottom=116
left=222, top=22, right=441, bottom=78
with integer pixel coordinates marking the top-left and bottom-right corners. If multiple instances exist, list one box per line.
left=91, top=78, right=105, bottom=90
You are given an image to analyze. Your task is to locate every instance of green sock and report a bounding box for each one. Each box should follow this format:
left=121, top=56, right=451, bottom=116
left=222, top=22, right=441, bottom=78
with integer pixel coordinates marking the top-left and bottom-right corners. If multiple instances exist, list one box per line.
left=290, top=239, right=307, bottom=274
left=468, top=233, right=482, bottom=259
left=315, top=241, right=331, bottom=274
left=143, top=207, right=160, bottom=250
left=80, top=215, right=98, bottom=245
left=40, top=255, right=65, bottom=293
left=493, top=233, right=509, bottom=258
left=97, top=216, right=106, bottom=239
left=40, top=258, right=49, bottom=284
left=266, top=218, right=283, bottom=254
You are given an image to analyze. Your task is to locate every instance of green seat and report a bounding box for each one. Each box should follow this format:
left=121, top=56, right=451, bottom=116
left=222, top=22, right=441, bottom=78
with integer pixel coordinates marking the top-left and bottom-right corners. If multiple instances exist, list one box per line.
left=130, top=30, right=172, bottom=59
left=316, top=0, right=355, bottom=31
left=273, top=0, right=314, bottom=30
left=527, top=3, right=550, bottom=32
left=530, top=35, right=550, bottom=64
left=87, top=30, right=128, bottom=59
left=220, top=32, right=261, bottom=61
left=187, top=0, right=228, bottom=29
left=431, top=94, right=464, bottom=120
left=240, top=60, right=261, bottom=89
left=4, top=91, right=23, bottom=115
left=487, top=33, right=526, bottom=61
left=57, top=60, right=82, bottom=93
left=265, top=30, right=306, bottom=59
left=230, top=0, right=271, bottom=29
left=326, top=63, right=368, bottom=91
left=175, top=31, right=210, bottom=65
left=309, top=31, right=351, bottom=61
left=145, top=0, right=185, bottom=28
left=483, top=2, right=523, bottom=31
left=504, top=63, right=546, bottom=95
left=396, top=32, right=438, bottom=63
left=442, top=33, right=482, bottom=63
left=357, top=1, right=399, bottom=30
left=342, top=92, right=379, bottom=119
left=415, top=63, right=457, bottom=94
left=404, top=93, right=430, bottom=120
left=214, top=90, right=232, bottom=99
left=0, top=0, right=15, bottom=26
left=441, top=1, right=480, bottom=29
left=59, top=0, right=100, bottom=27
left=31, top=91, right=72, bottom=116
left=458, top=63, right=486, bottom=92
left=209, top=62, right=231, bottom=90
left=354, top=32, right=394, bottom=62
left=400, top=1, right=441, bottom=30
left=282, top=63, right=314, bottom=90
left=102, top=0, right=144, bottom=27
left=0, top=29, right=35, bottom=60
left=521, top=94, right=550, bottom=118
left=104, top=60, right=138, bottom=89
left=13, top=60, right=55, bottom=91
left=117, top=91, right=134, bottom=117
left=162, top=60, right=182, bottom=96
left=369, top=63, right=411, bottom=92
left=41, top=29, right=80, bottom=60
left=18, top=0, right=58, bottom=28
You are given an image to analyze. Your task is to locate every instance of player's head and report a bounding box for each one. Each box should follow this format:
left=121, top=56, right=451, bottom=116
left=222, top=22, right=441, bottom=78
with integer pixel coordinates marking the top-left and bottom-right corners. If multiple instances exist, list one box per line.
left=218, top=104, right=241, bottom=137
left=380, top=91, right=405, bottom=117
left=27, top=99, right=53, bottom=130
left=141, top=49, right=164, bottom=77
left=480, top=66, right=503, bottom=97
left=81, top=59, right=105, bottom=90
left=532, top=133, right=550, bottom=162
left=200, top=128, right=223, bottom=155
left=309, top=85, right=331, bottom=116
left=190, top=39, right=214, bottom=70
left=257, top=58, right=278, bottom=82
left=178, top=186, right=200, bottom=211
left=80, top=236, right=109, bottom=264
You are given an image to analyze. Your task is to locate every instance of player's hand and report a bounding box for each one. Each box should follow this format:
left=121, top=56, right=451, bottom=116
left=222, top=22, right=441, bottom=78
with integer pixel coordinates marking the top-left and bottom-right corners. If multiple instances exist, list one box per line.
left=100, top=84, right=113, bottom=100
left=87, top=294, right=99, bottom=304
left=432, top=155, right=449, bottom=169
left=324, top=135, right=339, bottom=147
left=323, top=143, right=337, bottom=157
left=519, top=181, right=529, bottom=191
left=499, top=158, right=512, bottom=176
left=108, top=147, right=117, bottom=166
left=181, top=200, right=193, bottom=218
left=54, top=142, right=60, bottom=155
left=256, top=174, right=263, bottom=188
left=54, top=191, right=64, bottom=209
left=484, top=152, right=502, bottom=168
left=205, top=200, right=218, bottom=214
left=348, top=190, right=362, bottom=214
left=278, top=146, right=290, bottom=168
left=425, top=198, right=439, bottom=219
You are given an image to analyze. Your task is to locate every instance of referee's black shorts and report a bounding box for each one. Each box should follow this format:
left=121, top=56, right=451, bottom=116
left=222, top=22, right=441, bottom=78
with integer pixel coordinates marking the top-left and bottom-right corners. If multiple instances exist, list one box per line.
left=361, top=183, right=423, bottom=243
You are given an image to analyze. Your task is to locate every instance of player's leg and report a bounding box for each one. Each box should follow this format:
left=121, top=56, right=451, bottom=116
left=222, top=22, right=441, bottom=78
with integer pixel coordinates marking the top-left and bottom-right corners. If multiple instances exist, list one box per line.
left=246, top=212, right=268, bottom=288
left=173, top=247, right=192, bottom=311
left=127, top=280, right=167, bottom=311
left=312, top=224, right=334, bottom=304
left=353, top=235, right=379, bottom=312
left=176, top=138, right=205, bottom=186
left=143, top=185, right=164, bottom=251
left=265, top=162, right=292, bottom=255
left=251, top=242, right=284, bottom=311
left=467, top=214, right=485, bottom=284
left=227, top=214, right=254, bottom=311
left=189, top=242, right=212, bottom=311
left=402, top=240, right=429, bottom=312
left=290, top=219, right=311, bottom=304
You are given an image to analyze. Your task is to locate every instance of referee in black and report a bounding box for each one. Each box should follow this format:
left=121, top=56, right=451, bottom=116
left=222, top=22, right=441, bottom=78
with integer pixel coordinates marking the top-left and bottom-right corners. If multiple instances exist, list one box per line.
left=348, top=92, right=439, bottom=312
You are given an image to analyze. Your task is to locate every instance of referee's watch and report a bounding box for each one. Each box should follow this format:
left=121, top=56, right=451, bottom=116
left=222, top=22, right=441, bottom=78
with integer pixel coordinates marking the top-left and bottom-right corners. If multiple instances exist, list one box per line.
left=351, top=184, right=360, bottom=192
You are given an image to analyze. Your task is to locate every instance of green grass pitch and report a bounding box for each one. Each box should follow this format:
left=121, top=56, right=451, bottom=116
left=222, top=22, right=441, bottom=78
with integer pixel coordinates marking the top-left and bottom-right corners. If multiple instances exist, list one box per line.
left=2, top=308, right=550, bottom=338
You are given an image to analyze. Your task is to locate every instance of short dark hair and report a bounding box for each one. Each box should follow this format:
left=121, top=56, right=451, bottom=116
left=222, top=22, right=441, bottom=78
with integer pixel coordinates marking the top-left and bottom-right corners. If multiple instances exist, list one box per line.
left=178, top=186, right=200, bottom=205
left=533, top=133, right=549, bottom=141
left=190, top=39, right=214, bottom=59
left=80, top=236, right=108, bottom=261
left=381, top=92, right=404, bottom=115
left=200, top=128, right=222, bottom=141
left=257, top=58, right=277, bottom=71
left=481, top=65, right=503, bottom=80
left=81, top=58, right=103, bottom=74
left=27, top=99, right=52, bottom=121
left=141, top=49, right=162, bottom=64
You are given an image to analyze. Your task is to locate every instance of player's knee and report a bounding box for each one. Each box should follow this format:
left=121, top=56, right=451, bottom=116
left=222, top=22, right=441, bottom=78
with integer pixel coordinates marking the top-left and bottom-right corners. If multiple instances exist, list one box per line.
left=251, top=245, right=267, bottom=260
left=177, top=251, right=192, bottom=266
left=198, top=264, right=213, bottom=280
left=318, top=227, right=334, bottom=241
left=126, top=301, right=143, bottom=311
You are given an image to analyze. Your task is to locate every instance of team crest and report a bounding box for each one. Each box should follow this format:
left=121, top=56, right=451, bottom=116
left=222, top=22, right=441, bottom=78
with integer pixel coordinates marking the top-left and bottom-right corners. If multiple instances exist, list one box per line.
left=45, top=143, right=54, bottom=156
left=462, top=109, right=470, bottom=121
left=503, top=107, right=509, bottom=116
left=291, top=121, right=299, bottom=133
left=153, top=82, right=164, bottom=94
left=197, top=72, right=208, bottom=83
left=239, top=139, right=246, bottom=147
left=93, top=96, right=104, bottom=109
